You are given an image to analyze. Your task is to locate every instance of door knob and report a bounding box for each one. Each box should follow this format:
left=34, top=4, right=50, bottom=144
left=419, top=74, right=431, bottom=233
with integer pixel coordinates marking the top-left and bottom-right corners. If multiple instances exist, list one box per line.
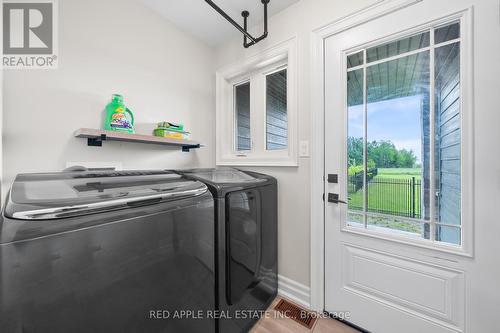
left=328, top=193, right=348, bottom=204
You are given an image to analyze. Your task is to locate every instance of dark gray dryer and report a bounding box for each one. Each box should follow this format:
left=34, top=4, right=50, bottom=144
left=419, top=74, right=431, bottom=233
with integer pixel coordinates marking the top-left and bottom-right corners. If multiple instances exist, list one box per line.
left=177, top=168, right=278, bottom=333
left=0, top=170, right=216, bottom=333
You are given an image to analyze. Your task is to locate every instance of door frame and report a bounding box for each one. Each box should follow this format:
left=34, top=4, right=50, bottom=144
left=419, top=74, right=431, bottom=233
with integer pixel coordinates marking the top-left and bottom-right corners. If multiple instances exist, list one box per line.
left=309, top=0, right=476, bottom=312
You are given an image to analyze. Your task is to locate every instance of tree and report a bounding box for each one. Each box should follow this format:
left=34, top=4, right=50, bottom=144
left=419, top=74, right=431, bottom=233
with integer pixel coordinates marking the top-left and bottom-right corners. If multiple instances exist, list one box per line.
left=368, top=140, right=397, bottom=168
left=396, top=149, right=417, bottom=168
left=347, top=137, right=363, bottom=166
left=348, top=136, right=417, bottom=169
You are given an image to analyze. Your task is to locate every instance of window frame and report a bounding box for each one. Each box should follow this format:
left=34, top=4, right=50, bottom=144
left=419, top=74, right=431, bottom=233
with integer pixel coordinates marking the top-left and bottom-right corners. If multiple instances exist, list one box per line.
left=216, top=38, right=298, bottom=166
left=338, top=12, right=473, bottom=256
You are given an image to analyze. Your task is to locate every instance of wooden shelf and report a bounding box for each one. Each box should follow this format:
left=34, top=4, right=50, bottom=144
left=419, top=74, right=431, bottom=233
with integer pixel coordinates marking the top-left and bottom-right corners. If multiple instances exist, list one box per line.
left=74, top=128, right=202, bottom=152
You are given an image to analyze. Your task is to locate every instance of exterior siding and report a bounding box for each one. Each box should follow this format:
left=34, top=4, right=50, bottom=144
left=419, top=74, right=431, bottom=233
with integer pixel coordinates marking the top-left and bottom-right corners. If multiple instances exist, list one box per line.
left=435, top=42, right=461, bottom=242
left=235, top=82, right=251, bottom=151
left=266, top=69, right=288, bottom=150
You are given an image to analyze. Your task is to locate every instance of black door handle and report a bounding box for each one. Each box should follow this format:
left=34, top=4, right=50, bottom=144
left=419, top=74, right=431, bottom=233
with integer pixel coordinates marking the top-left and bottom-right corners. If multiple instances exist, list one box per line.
left=328, top=193, right=348, bottom=204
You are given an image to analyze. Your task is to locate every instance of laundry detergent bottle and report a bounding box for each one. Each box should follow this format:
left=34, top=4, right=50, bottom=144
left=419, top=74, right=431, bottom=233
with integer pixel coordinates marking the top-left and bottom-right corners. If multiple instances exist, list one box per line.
left=104, top=94, right=135, bottom=133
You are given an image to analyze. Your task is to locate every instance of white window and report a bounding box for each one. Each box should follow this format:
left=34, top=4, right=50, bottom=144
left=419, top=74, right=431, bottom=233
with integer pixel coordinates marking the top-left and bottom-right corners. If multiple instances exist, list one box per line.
left=216, top=38, right=297, bottom=166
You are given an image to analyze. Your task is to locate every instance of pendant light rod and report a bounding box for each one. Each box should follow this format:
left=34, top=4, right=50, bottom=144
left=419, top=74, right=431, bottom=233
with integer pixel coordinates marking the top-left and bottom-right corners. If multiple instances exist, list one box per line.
left=205, top=0, right=270, bottom=48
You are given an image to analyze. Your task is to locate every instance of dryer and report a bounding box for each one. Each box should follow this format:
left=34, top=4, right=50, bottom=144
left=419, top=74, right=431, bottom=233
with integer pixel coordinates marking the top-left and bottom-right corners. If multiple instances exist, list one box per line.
left=177, top=168, right=278, bottom=333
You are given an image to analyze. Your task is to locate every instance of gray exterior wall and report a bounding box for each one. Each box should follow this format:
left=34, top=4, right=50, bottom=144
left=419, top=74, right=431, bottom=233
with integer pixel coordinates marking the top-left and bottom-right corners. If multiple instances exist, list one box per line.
left=435, top=42, right=461, bottom=243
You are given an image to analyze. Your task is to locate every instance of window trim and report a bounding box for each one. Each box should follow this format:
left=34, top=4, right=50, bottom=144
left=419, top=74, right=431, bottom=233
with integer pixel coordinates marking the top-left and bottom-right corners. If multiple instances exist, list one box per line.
left=216, top=37, right=298, bottom=166
left=338, top=11, right=473, bottom=256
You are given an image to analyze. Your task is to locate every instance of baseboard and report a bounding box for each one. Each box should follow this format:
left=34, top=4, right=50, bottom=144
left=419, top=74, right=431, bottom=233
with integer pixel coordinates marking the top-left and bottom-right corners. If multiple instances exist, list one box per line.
left=278, top=274, right=311, bottom=309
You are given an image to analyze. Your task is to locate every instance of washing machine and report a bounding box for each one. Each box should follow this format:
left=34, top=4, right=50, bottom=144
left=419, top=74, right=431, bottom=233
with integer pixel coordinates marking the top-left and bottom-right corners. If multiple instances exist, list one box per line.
left=177, top=168, right=278, bottom=333
left=0, top=169, right=216, bottom=333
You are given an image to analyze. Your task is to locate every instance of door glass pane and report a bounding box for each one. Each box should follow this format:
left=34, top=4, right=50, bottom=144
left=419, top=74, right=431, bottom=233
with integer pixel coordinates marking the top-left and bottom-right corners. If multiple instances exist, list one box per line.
left=367, top=215, right=427, bottom=237
left=266, top=69, right=288, bottom=150
left=434, top=22, right=460, bottom=44
left=435, top=225, right=461, bottom=245
left=347, top=212, right=364, bottom=229
left=344, top=25, right=462, bottom=245
left=235, top=82, right=251, bottom=151
left=347, top=51, right=363, bottom=68
left=365, top=51, right=430, bottom=236
left=366, top=31, right=430, bottom=63
left=347, top=68, right=365, bottom=226
left=434, top=42, right=461, bottom=244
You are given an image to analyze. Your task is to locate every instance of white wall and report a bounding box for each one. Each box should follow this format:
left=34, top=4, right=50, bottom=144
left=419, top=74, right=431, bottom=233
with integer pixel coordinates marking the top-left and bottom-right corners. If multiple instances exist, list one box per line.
left=214, top=0, right=376, bottom=288
left=2, top=0, right=216, bottom=197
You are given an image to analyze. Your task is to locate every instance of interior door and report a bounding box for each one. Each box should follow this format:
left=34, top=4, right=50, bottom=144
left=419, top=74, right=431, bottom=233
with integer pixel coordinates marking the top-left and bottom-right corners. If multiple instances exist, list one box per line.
left=324, top=3, right=472, bottom=333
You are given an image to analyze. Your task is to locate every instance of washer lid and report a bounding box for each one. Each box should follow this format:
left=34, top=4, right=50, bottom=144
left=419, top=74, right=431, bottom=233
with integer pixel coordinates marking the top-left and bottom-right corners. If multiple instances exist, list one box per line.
left=5, top=170, right=207, bottom=220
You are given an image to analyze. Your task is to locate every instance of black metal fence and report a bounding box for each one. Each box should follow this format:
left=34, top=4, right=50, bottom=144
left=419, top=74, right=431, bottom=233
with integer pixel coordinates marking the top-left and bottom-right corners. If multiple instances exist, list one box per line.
left=348, top=173, right=421, bottom=219
left=349, top=168, right=378, bottom=192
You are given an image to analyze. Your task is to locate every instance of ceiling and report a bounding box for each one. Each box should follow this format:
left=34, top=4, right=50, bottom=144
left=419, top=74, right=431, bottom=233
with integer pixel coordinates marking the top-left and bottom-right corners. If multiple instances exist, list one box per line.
left=141, top=0, right=300, bottom=46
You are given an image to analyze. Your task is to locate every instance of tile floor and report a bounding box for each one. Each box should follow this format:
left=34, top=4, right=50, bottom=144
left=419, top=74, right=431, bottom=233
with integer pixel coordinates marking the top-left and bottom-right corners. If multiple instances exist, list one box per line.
left=250, top=297, right=361, bottom=333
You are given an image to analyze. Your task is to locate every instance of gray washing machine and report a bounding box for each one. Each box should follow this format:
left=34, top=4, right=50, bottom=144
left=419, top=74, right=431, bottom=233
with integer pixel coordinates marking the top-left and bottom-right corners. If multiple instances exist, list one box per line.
left=177, top=168, right=278, bottom=333
left=0, top=170, right=215, bottom=333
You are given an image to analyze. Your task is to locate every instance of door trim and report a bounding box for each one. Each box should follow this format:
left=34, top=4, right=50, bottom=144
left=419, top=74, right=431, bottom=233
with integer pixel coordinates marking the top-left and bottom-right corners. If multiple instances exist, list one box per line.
left=310, top=0, right=431, bottom=312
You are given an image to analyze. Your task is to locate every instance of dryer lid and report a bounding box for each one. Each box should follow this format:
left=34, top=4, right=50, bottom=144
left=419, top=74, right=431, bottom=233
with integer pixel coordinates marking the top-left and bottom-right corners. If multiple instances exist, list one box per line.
left=5, top=170, right=207, bottom=220
left=181, top=168, right=265, bottom=183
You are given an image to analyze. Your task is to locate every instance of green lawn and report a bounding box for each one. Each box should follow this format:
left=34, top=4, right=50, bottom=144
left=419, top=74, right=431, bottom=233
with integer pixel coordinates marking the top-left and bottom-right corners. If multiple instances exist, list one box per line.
left=348, top=168, right=422, bottom=233
left=375, top=168, right=422, bottom=179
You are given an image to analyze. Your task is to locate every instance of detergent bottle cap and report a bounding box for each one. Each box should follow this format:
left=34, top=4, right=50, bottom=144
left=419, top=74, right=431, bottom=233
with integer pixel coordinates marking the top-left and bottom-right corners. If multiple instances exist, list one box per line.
left=111, top=94, right=123, bottom=104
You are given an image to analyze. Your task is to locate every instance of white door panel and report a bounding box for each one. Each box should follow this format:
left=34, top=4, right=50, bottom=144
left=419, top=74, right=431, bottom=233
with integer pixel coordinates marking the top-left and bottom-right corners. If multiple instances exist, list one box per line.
left=323, top=2, right=477, bottom=332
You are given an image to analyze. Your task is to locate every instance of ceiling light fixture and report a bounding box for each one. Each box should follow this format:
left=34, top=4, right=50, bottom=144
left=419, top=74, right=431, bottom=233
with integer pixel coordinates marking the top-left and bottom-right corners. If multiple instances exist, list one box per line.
left=205, top=0, right=270, bottom=48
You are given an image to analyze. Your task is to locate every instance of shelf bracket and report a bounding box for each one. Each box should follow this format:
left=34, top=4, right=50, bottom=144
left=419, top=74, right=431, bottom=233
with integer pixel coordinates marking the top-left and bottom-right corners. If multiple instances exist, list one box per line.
left=182, top=144, right=201, bottom=152
left=88, top=134, right=107, bottom=147
left=205, top=0, right=270, bottom=48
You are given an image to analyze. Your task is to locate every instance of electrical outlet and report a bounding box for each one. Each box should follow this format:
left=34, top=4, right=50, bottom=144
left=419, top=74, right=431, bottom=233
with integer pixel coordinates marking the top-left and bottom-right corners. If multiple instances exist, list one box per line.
left=299, top=140, right=310, bottom=157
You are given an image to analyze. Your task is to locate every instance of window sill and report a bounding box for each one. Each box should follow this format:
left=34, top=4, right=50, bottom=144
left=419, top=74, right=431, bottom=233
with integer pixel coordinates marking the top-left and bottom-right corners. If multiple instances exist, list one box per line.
left=216, top=155, right=298, bottom=167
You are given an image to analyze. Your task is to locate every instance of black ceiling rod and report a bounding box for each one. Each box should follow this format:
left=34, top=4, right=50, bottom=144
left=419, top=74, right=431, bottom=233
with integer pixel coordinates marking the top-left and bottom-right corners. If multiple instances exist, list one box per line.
left=205, top=0, right=270, bottom=48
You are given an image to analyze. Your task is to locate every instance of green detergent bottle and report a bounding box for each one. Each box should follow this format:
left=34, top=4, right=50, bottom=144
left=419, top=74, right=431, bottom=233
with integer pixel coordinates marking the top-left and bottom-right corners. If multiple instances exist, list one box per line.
left=104, top=94, right=135, bottom=133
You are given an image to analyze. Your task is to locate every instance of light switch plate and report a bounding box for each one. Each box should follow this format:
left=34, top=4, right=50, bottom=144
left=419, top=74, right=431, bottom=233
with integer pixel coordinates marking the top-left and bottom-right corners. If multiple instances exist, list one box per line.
left=299, top=140, right=310, bottom=157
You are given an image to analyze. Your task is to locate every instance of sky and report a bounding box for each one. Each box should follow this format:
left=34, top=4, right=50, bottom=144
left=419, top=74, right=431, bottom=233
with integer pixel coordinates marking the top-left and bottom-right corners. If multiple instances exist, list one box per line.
left=348, top=95, right=424, bottom=163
